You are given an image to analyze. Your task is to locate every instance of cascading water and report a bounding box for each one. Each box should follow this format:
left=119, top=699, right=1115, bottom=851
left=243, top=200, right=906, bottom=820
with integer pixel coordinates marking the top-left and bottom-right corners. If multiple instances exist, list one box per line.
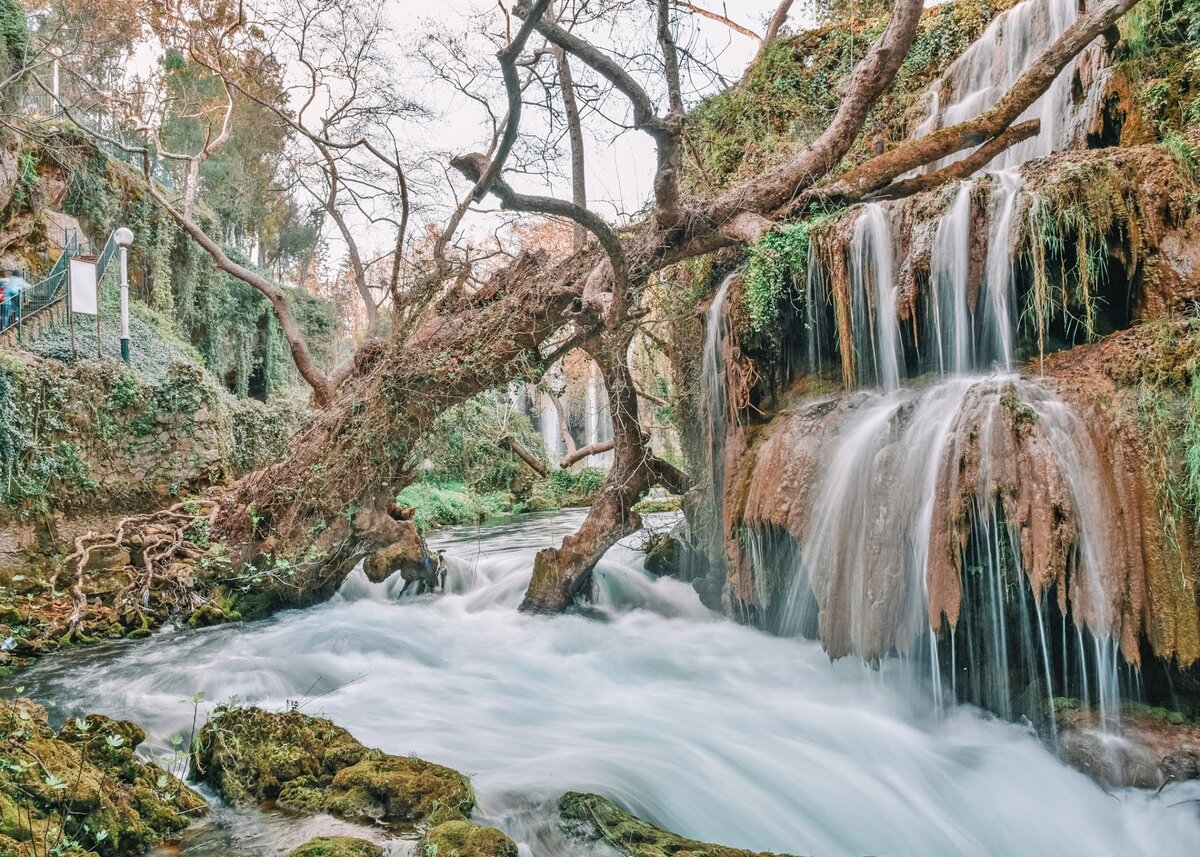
left=701, top=273, right=735, bottom=495
left=8, top=512, right=1200, bottom=856
left=910, top=0, right=1096, bottom=170
left=848, top=205, right=902, bottom=389
left=928, top=184, right=975, bottom=374
left=753, top=0, right=1127, bottom=727
left=538, top=393, right=564, bottom=465
left=583, top=361, right=614, bottom=468
left=696, top=272, right=738, bottom=585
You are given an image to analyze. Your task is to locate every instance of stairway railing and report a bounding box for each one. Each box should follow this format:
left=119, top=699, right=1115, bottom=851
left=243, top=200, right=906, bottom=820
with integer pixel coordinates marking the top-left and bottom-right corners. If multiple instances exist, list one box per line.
left=1, top=230, right=121, bottom=340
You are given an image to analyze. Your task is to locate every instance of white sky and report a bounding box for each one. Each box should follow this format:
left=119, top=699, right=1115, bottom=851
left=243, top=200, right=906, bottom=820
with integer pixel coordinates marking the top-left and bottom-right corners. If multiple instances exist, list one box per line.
left=368, top=0, right=808, bottom=255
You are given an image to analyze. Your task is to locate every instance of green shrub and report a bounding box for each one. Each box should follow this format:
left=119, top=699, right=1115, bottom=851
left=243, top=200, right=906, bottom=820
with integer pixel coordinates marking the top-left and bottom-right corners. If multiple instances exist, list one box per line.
left=522, top=468, right=606, bottom=512
left=395, top=481, right=511, bottom=533
left=410, top=393, right=546, bottom=494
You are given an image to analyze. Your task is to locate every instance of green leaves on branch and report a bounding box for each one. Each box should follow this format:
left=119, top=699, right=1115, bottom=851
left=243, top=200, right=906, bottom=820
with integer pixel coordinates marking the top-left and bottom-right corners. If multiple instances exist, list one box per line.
left=743, top=219, right=820, bottom=335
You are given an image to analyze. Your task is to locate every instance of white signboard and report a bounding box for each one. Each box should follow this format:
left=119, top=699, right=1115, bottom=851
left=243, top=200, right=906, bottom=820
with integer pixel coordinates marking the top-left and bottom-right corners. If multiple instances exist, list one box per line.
left=69, top=256, right=99, bottom=316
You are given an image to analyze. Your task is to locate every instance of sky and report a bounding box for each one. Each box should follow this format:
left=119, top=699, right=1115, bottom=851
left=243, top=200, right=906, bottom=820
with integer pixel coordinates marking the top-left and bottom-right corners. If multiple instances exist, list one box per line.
left=369, top=0, right=809, bottom=253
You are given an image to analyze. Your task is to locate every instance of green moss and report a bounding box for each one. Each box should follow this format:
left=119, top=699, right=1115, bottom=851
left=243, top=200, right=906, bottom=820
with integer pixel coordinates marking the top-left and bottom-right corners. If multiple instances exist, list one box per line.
left=0, top=698, right=205, bottom=857
left=419, top=819, right=518, bottom=857
left=632, top=496, right=682, bottom=514
left=1118, top=0, right=1200, bottom=138
left=559, top=792, right=798, bottom=857
left=287, top=836, right=383, bottom=857
left=743, top=220, right=821, bottom=335
left=327, top=757, right=473, bottom=823
left=194, top=705, right=474, bottom=830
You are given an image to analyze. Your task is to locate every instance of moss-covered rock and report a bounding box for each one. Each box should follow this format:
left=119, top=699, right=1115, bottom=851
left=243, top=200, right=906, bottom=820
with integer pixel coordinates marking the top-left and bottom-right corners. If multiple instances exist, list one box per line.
left=286, top=836, right=384, bottom=857
left=559, top=792, right=797, bottom=857
left=0, top=698, right=205, bottom=857
left=193, top=705, right=473, bottom=830
left=418, top=819, right=518, bottom=857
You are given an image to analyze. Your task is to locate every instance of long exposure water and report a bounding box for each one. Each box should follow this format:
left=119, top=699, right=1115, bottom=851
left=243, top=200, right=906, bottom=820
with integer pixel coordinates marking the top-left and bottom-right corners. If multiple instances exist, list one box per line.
left=6, top=511, right=1200, bottom=855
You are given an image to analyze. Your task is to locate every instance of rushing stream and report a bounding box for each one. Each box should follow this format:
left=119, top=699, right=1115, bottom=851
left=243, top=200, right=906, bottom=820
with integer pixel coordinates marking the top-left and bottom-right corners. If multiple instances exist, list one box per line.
left=6, top=511, right=1200, bottom=856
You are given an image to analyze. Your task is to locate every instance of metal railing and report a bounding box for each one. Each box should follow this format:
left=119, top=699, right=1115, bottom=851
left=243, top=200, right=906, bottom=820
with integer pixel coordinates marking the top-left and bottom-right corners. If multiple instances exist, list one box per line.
left=1, top=230, right=120, bottom=340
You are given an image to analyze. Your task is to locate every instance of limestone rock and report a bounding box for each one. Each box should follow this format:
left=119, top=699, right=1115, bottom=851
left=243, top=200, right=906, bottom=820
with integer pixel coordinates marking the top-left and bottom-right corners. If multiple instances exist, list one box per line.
left=418, top=819, right=518, bottom=857
left=287, top=836, right=384, bottom=857
left=1056, top=707, right=1200, bottom=789
left=193, top=705, right=473, bottom=829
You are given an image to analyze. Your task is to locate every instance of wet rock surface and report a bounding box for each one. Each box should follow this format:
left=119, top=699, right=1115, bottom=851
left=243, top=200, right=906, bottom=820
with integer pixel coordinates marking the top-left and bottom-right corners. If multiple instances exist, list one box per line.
left=0, top=698, right=205, bottom=856
left=192, top=705, right=474, bottom=830
left=1056, top=707, right=1200, bottom=789
left=559, top=792, right=798, bottom=857
left=418, top=819, right=519, bottom=857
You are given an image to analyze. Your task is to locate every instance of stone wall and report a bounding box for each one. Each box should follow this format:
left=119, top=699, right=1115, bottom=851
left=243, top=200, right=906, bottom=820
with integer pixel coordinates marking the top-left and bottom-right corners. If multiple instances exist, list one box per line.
left=0, top=350, right=308, bottom=571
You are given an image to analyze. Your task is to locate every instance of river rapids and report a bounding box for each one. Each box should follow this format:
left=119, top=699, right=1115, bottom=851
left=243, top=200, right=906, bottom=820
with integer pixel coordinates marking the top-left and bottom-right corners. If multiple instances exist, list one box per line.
left=5, top=511, right=1200, bottom=855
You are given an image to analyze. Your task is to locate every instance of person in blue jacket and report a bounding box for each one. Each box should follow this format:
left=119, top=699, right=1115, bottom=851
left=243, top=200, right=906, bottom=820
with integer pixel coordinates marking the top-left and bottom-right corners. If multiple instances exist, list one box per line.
left=1, top=271, right=29, bottom=330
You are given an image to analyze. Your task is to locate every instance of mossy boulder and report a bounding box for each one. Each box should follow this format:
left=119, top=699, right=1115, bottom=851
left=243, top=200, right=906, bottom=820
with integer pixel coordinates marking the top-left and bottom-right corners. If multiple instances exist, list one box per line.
left=418, top=819, right=518, bottom=857
left=287, top=836, right=384, bottom=857
left=0, top=698, right=205, bottom=857
left=559, top=792, right=798, bottom=857
left=193, top=705, right=474, bottom=830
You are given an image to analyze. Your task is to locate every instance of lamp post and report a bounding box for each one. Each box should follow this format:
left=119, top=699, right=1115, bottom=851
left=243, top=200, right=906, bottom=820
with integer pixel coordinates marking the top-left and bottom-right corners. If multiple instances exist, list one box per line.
left=49, top=47, right=61, bottom=115
left=114, top=228, right=134, bottom=363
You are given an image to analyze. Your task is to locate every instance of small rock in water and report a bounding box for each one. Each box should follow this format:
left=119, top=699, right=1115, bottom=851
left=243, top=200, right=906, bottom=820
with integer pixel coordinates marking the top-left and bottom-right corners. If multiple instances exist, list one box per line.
left=418, top=819, right=519, bottom=857
left=287, top=836, right=384, bottom=857
left=559, top=791, right=799, bottom=857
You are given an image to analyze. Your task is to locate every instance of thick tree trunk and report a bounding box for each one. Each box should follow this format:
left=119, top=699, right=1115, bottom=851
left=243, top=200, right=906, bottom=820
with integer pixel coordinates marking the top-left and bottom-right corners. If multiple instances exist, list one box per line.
left=521, top=334, right=686, bottom=611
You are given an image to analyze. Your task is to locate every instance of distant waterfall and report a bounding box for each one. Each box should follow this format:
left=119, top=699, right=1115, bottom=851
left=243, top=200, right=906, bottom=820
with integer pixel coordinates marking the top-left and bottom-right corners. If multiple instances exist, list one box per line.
left=584, top=361, right=613, bottom=468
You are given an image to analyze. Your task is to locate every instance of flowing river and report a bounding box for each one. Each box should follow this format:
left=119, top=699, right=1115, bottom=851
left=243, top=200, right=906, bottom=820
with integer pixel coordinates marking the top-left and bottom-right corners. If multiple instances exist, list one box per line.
left=6, top=511, right=1200, bottom=856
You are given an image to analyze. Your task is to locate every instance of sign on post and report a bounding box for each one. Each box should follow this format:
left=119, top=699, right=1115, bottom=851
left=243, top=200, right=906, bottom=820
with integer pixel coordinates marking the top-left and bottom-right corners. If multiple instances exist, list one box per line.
left=69, top=256, right=100, bottom=315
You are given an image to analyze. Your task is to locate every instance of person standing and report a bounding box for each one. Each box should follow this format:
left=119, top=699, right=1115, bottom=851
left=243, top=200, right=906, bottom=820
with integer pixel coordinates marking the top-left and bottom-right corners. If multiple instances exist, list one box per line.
left=2, top=271, right=28, bottom=330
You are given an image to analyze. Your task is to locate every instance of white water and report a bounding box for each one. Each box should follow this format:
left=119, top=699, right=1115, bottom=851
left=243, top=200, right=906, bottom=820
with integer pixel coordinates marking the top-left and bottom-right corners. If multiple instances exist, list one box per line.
left=849, top=205, right=902, bottom=389
left=929, top=184, right=975, bottom=374
left=583, top=361, right=614, bottom=468
left=910, top=0, right=1093, bottom=170
left=8, top=511, right=1200, bottom=856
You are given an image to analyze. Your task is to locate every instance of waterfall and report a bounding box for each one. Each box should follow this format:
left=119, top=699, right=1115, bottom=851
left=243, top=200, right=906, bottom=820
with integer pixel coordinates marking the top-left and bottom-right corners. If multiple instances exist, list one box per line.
left=702, top=272, right=735, bottom=467
left=537, top=364, right=566, bottom=466
left=928, top=183, right=975, bottom=374
left=743, top=0, right=1127, bottom=729
left=978, top=170, right=1023, bottom=370
left=849, top=205, right=902, bottom=389
left=910, top=0, right=1092, bottom=170
left=698, top=273, right=737, bottom=583
left=752, top=377, right=1132, bottom=729
left=584, top=361, right=613, bottom=468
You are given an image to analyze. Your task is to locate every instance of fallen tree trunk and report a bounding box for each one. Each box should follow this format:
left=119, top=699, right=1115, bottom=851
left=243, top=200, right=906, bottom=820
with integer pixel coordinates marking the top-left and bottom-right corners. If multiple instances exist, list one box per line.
left=156, top=0, right=1142, bottom=615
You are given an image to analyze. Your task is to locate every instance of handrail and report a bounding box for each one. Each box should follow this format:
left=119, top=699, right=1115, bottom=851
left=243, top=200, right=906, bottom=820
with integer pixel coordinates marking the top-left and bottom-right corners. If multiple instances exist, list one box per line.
left=1, top=229, right=121, bottom=339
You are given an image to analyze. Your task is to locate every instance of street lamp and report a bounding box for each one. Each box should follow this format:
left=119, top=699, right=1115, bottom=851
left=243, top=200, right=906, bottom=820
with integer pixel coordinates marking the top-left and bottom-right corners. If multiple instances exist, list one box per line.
left=49, top=46, right=62, bottom=114
left=114, top=227, right=134, bottom=363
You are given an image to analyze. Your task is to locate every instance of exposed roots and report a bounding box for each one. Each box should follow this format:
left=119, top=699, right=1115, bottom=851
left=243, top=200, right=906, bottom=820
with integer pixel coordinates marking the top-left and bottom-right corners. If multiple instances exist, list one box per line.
left=51, top=500, right=226, bottom=642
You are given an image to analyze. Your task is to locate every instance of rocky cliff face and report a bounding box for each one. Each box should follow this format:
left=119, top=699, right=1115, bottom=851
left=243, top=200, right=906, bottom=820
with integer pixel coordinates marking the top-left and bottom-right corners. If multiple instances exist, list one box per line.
left=681, top=0, right=1200, bottom=721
